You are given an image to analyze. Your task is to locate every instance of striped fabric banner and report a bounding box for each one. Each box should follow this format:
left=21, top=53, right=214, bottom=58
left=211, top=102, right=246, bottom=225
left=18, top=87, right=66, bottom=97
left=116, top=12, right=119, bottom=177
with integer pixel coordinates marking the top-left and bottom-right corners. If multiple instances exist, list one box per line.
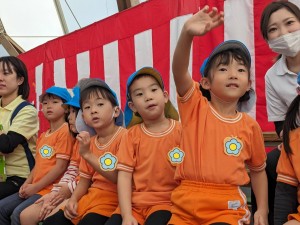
left=19, top=0, right=293, bottom=133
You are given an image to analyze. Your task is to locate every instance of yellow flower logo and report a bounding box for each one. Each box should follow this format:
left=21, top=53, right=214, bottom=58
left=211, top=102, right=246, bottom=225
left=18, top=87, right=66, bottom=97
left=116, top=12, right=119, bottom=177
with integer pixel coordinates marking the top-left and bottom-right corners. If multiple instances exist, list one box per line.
left=40, top=145, right=53, bottom=158
left=168, top=148, right=185, bottom=164
left=99, top=153, right=118, bottom=171
left=224, top=137, right=243, bottom=156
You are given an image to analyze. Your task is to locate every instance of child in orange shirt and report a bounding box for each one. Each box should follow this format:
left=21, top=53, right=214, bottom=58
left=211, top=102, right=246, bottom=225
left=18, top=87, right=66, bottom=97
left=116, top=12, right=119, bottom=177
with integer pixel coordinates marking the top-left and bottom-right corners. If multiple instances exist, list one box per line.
left=0, top=86, right=73, bottom=225
left=42, top=78, right=126, bottom=225
left=274, top=76, right=300, bottom=225
left=105, top=67, right=181, bottom=225
left=20, top=86, right=85, bottom=225
left=169, top=6, right=268, bottom=225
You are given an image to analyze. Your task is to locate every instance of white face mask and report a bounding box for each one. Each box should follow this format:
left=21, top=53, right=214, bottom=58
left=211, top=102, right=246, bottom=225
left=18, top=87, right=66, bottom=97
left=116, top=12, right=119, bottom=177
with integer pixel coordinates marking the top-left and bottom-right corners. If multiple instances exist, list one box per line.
left=268, top=30, right=300, bottom=57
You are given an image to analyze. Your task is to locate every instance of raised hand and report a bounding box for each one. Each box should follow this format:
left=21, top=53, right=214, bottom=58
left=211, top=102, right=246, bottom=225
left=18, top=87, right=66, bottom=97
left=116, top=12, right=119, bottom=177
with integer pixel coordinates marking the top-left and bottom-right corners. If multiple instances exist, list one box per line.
left=184, top=5, right=224, bottom=37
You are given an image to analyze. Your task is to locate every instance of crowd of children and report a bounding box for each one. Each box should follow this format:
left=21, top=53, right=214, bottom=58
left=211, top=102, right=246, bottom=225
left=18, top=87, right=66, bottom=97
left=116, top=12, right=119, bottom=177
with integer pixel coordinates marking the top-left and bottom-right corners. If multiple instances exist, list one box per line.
left=0, top=1, right=300, bottom=225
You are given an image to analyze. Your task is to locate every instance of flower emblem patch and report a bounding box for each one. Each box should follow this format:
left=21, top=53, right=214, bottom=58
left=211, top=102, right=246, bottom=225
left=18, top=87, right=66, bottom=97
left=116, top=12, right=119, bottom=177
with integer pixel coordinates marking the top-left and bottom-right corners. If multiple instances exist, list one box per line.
left=40, top=145, right=53, bottom=158
left=168, top=147, right=185, bottom=164
left=99, top=152, right=118, bottom=171
left=224, top=136, right=243, bottom=156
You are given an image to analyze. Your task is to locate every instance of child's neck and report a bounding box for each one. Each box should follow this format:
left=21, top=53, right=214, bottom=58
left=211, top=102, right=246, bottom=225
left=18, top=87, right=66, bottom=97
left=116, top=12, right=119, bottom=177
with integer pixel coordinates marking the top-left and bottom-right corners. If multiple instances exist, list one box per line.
left=96, top=124, right=119, bottom=145
left=143, top=116, right=170, bottom=133
left=210, top=100, right=238, bottom=117
left=49, top=117, right=66, bottom=133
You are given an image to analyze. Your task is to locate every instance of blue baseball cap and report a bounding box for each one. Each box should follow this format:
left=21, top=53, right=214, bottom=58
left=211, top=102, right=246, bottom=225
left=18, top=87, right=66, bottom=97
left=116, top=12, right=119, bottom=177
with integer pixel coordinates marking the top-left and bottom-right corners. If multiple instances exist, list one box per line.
left=39, top=86, right=71, bottom=102
left=200, top=40, right=251, bottom=77
left=78, top=78, right=123, bottom=126
left=63, top=86, right=80, bottom=109
left=125, top=67, right=179, bottom=128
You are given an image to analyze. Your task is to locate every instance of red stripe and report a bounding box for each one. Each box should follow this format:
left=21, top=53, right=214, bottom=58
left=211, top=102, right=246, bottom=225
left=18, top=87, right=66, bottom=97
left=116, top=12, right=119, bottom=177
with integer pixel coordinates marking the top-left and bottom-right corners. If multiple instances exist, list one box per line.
left=254, top=0, right=277, bottom=131
left=65, top=55, right=78, bottom=88
left=118, top=37, right=136, bottom=109
left=90, top=47, right=105, bottom=80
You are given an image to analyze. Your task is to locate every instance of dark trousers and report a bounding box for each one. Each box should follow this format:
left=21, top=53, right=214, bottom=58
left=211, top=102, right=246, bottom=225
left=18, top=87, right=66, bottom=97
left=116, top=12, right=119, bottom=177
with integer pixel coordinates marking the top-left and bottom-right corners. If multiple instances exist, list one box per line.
left=251, top=147, right=280, bottom=225
left=105, top=210, right=171, bottom=225
left=0, top=176, right=26, bottom=200
left=43, top=209, right=109, bottom=225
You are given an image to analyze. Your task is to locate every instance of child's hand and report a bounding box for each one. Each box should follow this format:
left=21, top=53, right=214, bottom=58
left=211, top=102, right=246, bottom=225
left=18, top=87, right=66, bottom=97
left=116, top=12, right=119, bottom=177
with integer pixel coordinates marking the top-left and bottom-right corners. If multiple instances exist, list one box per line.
left=50, top=183, right=71, bottom=206
left=184, top=5, right=224, bottom=37
left=122, top=215, right=138, bottom=225
left=20, top=183, right=38, bottom=198
left=35, top=193, right=56, bottom=221
left=64, top=198, right=78, bottom=220
left=254, top=210, right=268, bottom=225
left=76, top=131, right=91, bottom=158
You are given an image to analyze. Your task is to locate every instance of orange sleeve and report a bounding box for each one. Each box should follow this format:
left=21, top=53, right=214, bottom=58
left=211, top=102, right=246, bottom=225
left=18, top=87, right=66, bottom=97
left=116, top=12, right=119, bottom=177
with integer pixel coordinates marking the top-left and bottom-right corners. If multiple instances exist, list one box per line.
left=116, top=128, right=137, bottom=173
left=246, top=119, right=267, bottom=171
left=277, top=130, right=300, bottom=187
left=55, top=124, right=73, bottom=160
left=79, top=158, right=94, bottom=180
left=177, top=81, right=208, bottom=126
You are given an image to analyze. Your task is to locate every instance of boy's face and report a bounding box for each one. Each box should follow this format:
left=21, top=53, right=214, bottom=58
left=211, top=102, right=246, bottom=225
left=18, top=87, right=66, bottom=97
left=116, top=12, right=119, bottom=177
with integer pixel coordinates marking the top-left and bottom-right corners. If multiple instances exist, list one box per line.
left=128, top=76, right=168, bottom=122
left=41, top=95, right=66, bottom=121
left=81, top=90, right=119, bottom=130
left=201, top=58, right=251, bottom=103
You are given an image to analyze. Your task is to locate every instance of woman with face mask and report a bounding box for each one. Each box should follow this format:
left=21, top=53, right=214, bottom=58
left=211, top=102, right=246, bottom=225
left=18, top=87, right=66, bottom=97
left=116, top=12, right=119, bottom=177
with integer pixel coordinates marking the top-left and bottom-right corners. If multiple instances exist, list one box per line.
left=255, top=1, right=300, bottom=225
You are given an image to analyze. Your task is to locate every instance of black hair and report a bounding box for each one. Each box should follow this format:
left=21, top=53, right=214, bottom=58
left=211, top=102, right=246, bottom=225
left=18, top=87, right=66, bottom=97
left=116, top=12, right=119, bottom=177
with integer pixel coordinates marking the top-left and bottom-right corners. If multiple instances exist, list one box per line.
left=80, top=86, right=118, bottom=109
left=200, top=49, right=251, bottom=103
left=0, top=56, right=30, bottom=99
left=260, top=1, right=300, bottom=40
left=282, top=95, right=300, bottom=155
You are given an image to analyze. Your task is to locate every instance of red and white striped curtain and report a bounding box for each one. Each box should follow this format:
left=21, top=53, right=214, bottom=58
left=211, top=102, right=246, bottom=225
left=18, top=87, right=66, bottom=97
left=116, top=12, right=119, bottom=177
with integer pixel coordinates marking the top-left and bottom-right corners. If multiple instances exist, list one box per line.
left=18, top=0, right=300, bottom=133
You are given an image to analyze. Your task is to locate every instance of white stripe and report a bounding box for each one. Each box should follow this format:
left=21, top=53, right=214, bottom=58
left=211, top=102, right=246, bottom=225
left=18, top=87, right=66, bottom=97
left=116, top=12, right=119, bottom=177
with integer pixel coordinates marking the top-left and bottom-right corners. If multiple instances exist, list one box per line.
left=35, top=63, right=43, bottom=111
left=54, top=58, right=66, bottom=88
left=103, top=41, right=121, bottom=105
left=135, top=29, right=153, bottom=69
left=77, top=51, right=90, bottom=81
left=170, top=14, right=193, bottom=110
left=224, top=0, right=256, bottom=119
left=237, top=186, right=251, bottom=224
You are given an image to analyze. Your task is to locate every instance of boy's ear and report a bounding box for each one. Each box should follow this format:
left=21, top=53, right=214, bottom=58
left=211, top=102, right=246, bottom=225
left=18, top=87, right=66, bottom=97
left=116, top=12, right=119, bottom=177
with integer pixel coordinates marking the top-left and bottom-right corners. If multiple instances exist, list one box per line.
left=163, top=90, right=169, bottom=104
left=128, top=101, right=137, bottom=113
left=200, top=77, right=211, bottom=90
left=113, top=106, right=121, bottom=118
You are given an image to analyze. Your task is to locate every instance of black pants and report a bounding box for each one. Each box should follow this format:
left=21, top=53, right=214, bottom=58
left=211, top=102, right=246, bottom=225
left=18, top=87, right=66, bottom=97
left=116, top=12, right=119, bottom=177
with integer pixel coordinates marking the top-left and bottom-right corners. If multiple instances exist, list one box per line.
left=0, top=176, right=26, bottom=200
left=105, top=210, right=171, bottom=225
left=43, top=209, right=109, bottom=225
left=251, top=147, right=280, bottom=225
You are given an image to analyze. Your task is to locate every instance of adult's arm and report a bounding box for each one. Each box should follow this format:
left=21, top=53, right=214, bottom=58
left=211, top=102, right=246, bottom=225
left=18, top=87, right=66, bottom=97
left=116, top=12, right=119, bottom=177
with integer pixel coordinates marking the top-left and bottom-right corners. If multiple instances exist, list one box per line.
left=0, top=131, right=26, bottom=153
left=274, top=182, right=298, bottom=225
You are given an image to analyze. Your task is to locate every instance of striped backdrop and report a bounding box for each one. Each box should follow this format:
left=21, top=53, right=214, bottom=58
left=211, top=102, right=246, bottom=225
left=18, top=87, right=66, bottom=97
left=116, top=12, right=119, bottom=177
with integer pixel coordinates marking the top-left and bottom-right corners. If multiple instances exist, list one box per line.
left=18, top=0, right=300, bottom=133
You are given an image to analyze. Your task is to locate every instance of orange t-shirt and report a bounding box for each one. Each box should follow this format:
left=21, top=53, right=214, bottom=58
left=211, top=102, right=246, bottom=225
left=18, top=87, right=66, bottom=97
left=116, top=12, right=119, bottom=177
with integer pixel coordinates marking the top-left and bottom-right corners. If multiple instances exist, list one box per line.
left=79, top=127, right=127, bottom=192
left=117, top=119, right=181, bottom=208
left=175, top=81, right=266, bottom=186
left=277, top=128, right=300, bottom=203
left=32, top=123, right=74, bottom=191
